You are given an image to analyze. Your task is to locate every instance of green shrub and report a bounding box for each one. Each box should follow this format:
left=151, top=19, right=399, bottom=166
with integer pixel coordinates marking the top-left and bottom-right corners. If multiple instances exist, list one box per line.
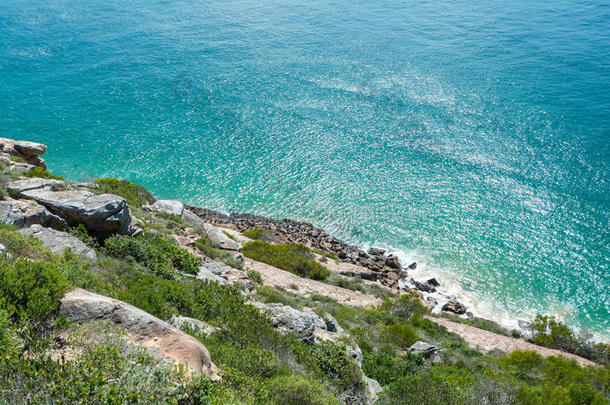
left=0, top=224, right=48, bottom=260
left=103, top=233, right=201, bottom=278
left=362, top=345, right=424, bottom=386
left=9, top=155, right=27, bottom=163
left=302, top=340, right=363, bottom=392
left=0, top=309, right=17, bottom=357
left=243, top=228, right=275, bottom=241
left=94, top=177, right=155, bottom=208
left=266, top=375, right=340, bottom=405
left=241, top=241, right=330, bottom=280
left=24, top=166, right=64, bottom=180
left=69, top=223, right=100, bottom=250
left=382, top=323, right=419, bottom=348
left=247, top=269, right=263, bottom=285
left=0, top=258, right=70, bottom=326
left=195, top=236, right=243, bottom=269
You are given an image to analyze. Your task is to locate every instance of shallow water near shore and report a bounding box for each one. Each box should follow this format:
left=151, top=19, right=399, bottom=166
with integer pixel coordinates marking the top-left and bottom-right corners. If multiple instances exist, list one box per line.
left=1, top=0, right=608, bottom=337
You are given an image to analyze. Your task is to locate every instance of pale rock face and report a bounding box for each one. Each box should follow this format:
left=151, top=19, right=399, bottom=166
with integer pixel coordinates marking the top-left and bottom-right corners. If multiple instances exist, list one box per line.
left=7, top=178, right=65, bottom=194
left=146, top=199, right=184, bottom=217
left=181, top=208, right=204, bottom=227
left=20, top=189, right=133, bottom=235
left=60, top=288, right=220, bottom=380
left=409, top=341, right=438, bottom=358
left=0, top=198, right=68, bottom=230
left=204, top=224, right=242, bottom=251
left=13, top=140, right=47, bottom=156
left=19, top=224, right=96, bottom=261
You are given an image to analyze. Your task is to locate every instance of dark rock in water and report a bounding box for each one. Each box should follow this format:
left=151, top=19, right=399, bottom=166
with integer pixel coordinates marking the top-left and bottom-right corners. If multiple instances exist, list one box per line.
left=385, top=255, right=400, bottom=269
left=367, top=247, right=386, bottom=256
left=408, top=262, right=417, bottom=270
left=409, top=341, right=438, bottom=358
left=413, top=280, right=437, bottom=293
left=426, top=296, right=438, bottom=305
left=337, top=251, right=347, bottom=259
left=442, top=299, right=467, bottom=315
left=466, top=311, right=474, bottom=318
left=427, top=277, right=440, bottom=287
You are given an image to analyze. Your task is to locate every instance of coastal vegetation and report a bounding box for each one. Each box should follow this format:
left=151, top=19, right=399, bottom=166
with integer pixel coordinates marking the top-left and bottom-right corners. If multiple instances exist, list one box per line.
left=241, top=240, right=331, bottom=280
left=0, top=151, right=608, bottom=404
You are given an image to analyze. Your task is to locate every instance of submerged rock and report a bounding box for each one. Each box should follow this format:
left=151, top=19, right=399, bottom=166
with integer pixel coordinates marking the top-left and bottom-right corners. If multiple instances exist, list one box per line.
left=60, top=288, right=219, bottom=379
left=19, top=224, right=96, bottom=261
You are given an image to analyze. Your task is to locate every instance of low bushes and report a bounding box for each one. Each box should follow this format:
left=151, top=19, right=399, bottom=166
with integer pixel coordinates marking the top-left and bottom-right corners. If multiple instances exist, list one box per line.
left=195, top=236, right=243, bottom=269
left=241, top=241, right=330, bottom=280
left=103, top=233, right=201, bottom=278
left=243, top=228, right=276, bottom=242
left=24, top=167, right=64, bottom=180
left=94, top=177, right=155, bottom=208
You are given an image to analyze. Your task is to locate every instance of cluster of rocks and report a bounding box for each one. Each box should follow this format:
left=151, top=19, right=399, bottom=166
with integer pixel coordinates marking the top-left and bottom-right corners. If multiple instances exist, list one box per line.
left=0, top=137, right=47, bottom=172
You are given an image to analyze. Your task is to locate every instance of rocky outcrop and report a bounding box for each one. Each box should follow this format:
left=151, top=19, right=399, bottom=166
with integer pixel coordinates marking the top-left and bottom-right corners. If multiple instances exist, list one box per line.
left=7, top=178, right=65, bottom=194
left=442, top=299, right=467, bottom=315
left=170, top=315, right=218, bottom=335
left=0, top=137, right=47, bottom=169
left=182, top=208, right=204, bottom=228
left=253, top=302, right=325, bottom=343
left=20, top=189, right=135, bottom=235
left=0, top=198, right=68, bottom=230
left=60, top=289, right=219, bottom=379
left=145, top=200, right=184, bottom=217
left=409, top=341, right=438, bottom=358
left=19, top=224, right=96, bottom=261
left=204, top=224, right=241, bottom=251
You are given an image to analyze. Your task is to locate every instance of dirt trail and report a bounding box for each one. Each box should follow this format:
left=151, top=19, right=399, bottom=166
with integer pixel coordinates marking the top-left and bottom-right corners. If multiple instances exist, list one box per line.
left=245, top=258, right=382, bottom=308
left=428, top=316, right=597, bottom=367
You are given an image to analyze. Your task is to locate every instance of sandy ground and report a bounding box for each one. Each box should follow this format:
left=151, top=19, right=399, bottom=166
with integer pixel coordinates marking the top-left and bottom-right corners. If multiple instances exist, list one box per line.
left=428, top=316, right=597, bottom=367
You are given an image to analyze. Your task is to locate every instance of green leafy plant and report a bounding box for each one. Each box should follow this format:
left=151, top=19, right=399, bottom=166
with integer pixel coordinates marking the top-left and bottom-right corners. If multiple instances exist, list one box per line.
left=24, top=166, right=64, bottom=180
left=241, top=241, right=330, bottom=280
left=243, top=228, right=275, bottom=241
left=94, top=178, right=155, bottom=208
left=195, top=236, right=243, bottom=269
left=246, top=269, right=263, bottom=285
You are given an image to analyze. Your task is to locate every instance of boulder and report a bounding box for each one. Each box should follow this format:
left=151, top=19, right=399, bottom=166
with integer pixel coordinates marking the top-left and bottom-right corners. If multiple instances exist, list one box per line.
left=407, top=262, right=417, bottom=270
left=253, top=302, right=325, bottom=343
left=413, top=279, right=437, bottom=293
left=441, top=299, right=467, bottom=315
left=195, top=265, right=228, bottom=285
left=385, top=255, right=400, bottom=269
left=7, top=178, right=65, bottom=194
left=13, top=140, right=47, bottom=156
left=364, top=376, right=382, bottom=404
left=20, top=189, right=134, bottom=235
left=146, top=200, right=184, bottom=217
left=19, top=225, right=96, bottom=261
left=0, top=243, right=5, bottom=254
left=170, top=315, right=218, bottom=335
left=409, top=341, right=438, bottom=358
left=182, top=208, right=204, bottom=227
left=60, top=288, right=219, bottom=379
left=204, top=224, right=241, bottom=251
left=0, top=198, right=68, bottom=230
left=367, top=247, right=386, bottom=256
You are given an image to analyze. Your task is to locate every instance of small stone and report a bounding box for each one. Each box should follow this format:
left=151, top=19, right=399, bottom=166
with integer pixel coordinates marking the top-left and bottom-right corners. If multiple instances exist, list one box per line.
left=409, top=341, right=438, bottom=358
left=408, top=262, right=417, bottom=269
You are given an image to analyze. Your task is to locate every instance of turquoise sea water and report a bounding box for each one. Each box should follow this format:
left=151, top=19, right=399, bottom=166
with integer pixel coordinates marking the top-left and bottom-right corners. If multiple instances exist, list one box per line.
left=1, top=0, right=609, bottom=336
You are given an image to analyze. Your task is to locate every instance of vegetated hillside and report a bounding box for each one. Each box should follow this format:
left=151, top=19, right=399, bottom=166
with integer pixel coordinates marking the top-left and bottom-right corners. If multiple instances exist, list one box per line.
left=0, top=147, right=608, bottom=404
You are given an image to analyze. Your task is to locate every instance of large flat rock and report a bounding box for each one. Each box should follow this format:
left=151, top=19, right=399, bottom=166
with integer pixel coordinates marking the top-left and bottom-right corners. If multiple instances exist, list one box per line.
left=20, top=189, right=133, bottom=235
left=0, top=198, right=68, bottom=230
left=19, top=224, right=96, bottom=261
left=7, top=178, right=65, bottom=194
left=204, top=224, right=241, bottom=251
left=145, top=200, right=184, bottom=217
left=60, top=288, right=220, bottom=379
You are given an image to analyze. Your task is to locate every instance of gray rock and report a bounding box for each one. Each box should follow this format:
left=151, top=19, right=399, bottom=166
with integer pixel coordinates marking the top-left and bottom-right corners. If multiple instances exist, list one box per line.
left=170, top=315, right=218, bottom=335
left=146, top=200, right=184, bottom=217
left=0, top=243, right=5, bottom=253
left=409, top=341, right=438, bottom=358
left=9, top=162, right=36, bottom=173
left=364, top=376, right=382, bottom=404
left=518, top=319, right=535, bottom=341
left=20, top=189, right=133, bottom=235
left=195, top=265, right=228, bottom=285
left=407, top=262, right=417, bottom=270
left=182, top=208, right=204, bottom=227
left=255, top=303, right=325, bottom=343
left=60, top=288, right=219, bottom=379
left=367, top=247, right=386, bottom=256
left=200, top=261, right=231, bottom=275
left=385, top=255, right=400, bottom=269
left=233, top=252, right=245, bottom=265
left=19, top=224, right=96, bottom=261
left=7, top=178, right=65, bottom=194
left=430, top=352, right=442, bottom=363
left=413, top=279, right=437, bottom=293
left=441, top=299, right=467, bottom=315
left=204, top=224, right=241, bottom=251
left=0, top=198, right=68, bottom=230
left=347, top=344, right=363, bottom=367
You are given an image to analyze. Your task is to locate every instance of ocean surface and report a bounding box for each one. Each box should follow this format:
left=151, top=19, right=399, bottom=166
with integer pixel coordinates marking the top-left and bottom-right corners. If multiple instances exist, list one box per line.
left=1, top=0, right=609, bottom=337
